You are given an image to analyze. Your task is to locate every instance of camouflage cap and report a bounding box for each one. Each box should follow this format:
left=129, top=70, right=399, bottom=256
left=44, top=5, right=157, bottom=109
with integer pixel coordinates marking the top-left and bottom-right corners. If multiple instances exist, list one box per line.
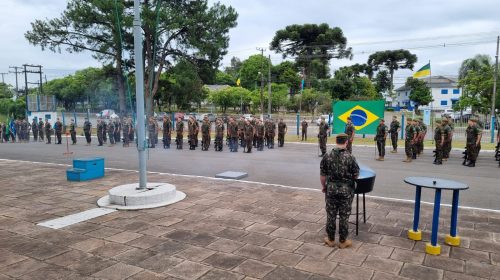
left=406, top=118, right=413, bottom=121
left=336, top=133, right=348, bottom=141
left=435, top=119, right=442, bottom=124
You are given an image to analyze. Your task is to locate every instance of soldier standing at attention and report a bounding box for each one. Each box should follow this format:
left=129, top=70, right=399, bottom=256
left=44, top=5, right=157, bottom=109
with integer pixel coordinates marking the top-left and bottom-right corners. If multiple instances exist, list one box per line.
left=97, top=119, right=104, bottom=146
left=175, top=116, right=184, bottom=149
left=389, top=116, right=400, bottom=153
left=229, top=117, right=239, bottom=152
left=32, top=118, right=38, bottom=142
left=443, top=117, right=454, bottom=160
left=277, top=118, right=287, bottom=147
left=69, top=119, right=77, bottom=145
left=162, top=115, right=172, bottom=149
left=214, top=118, right=224, bottom=151
left=418, top=118, right=427, bottom=156
left=83, top=117, right=92, bottom=146
left=411, top=119, right=421, bottom=159
left=187, top=116, right=196, bottom=150
left=128, top=117, right=135, bottom=143
left=321, top=133, right=360, bottom=249
left=268, top=119, right=276, bottom=149
left=244, top=119, right=255, bottom=153
left=54, top=118, right=62, bottom=144
left=464, top=117, right=481, bottom=167
left=375, top=119, right=388, bottom=161
left=433, top=119, right=444, bottom=165
left=201, top=116, right=211, bottom=151
left=23, top=119, right=30, bottom=142
left=122, top=118, right=131, bottom=147
left=344, top=117, right=355, bottom=153
left=107, top=119, right=115, bottom=146
left=301, top=118, right=308, bottom=141
left=102, top=119, right=107, bottom=144
left=256, top=119, right=265, bottom=151
left=318, top=116, right=329, bottom=157
left=264, top=119, right=269, bottom=147
left=403, top=118, right=416, bottom=162
left=148, top=117, right=156, bottom=148
left=238, top=117, right=245, bottom=148
left=45, top=119, right=52, bottom=144
left=114, top=118, right=121, bottom=143
left=38, top=118, right=44, bottom=142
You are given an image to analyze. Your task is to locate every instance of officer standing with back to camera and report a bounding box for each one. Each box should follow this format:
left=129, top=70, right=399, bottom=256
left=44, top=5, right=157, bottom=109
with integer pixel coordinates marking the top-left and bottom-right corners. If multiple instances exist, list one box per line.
left=464, top=117, right=482, bottom=167
left=83, top=117, right=92, bottom=145
left=277, top=118, right=287, bottom=147
left=375, top=119, right=388, bottom=161
left=403, top=118, right=415, bottom=162
left=38, top=118, right=44, bottom=142
left=69, top=118, right=77, bottom=145
left=344, top=117, right=355, bottom=153
left=44, top=118, right=52, bottom=144
left=318, top=116, right=329, bottom=157
left=54, top=118, right=63, bottom=144
left=389, top=115, right=400, bottom=153
left=301, top=118, right=308, bottom=141
left=31, top=118, right=38, bottom=142
left=433, top=119, right=444, bottom=165
left=107, top=119, right=115, bottom=146
left=321, top=133, right=360, bottom=249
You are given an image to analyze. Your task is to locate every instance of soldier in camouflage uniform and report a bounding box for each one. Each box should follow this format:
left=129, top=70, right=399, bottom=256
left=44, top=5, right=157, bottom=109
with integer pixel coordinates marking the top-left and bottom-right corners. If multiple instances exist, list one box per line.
left=187, top=116, right=197, bottom=150
left=464, top=118, right=481, bottom=167
left=442, top=118, right=453, bottom=160
left=107, top=119, right=115, bottom=146
left=69, top=119, right=77, bottom=145
left=22, top=119, right=29, bottom=142
left=411, top=119, right=421, bottom=159
left=433, top=119, right=444, bottom=165
left=264, top=119, right=269, bottom=147
left=53, top=118, right=63, bottom=144
left=175, top=116, right=184, bottom=149
left=114, top=118, right=121, bottom=143
left=301, top=118, right=308, bottom=141
left=228, top=117, right=238, bottom=152
left=122, top=118, right=131, bottom=147
left=128, top=117, right=135, bottom=143
left=418, top=118, right=427, bottom=155
left=389, top=116, right=400, bottom=153
left=318, top=117, right=329, bottom=157
left=38, top=119, right=44, bottom=142
left=403, top=118, right=416, bottom=162
left=244, top=119, right=255, bottom=153
left=321, top=133, right=360, bottom=249
left=32, top=118, right=38, bottom=142
left=162, top=115, right=172, bottom=149
left=344, top=117, right=355, bottom=153
left=375, top=119, right=388, bottom=161
left=148, top=117, right=156, bottom=148
left=96, top=119, right=104, bottom=146
left=45, top=119, right=52, bottom=144
left=201, top=116, right=211, bottom=151
left=268, top=119, right=276, bottom=149
left=238, top=117, right=245, bottom=148
left=256, top=119, right=265, bottom=151
left=214, top=118, right=224, bottom=151
left=83, top=118, right=92, bottom=145
left=102, top=119, right=107, bottom=144
left=277, top=118, right=287, bottom=147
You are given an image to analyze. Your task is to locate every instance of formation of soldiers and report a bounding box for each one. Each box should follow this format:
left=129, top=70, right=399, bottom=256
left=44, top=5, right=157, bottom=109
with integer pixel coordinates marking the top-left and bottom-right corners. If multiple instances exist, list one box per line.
left=0, top=117, right=64, bottom=145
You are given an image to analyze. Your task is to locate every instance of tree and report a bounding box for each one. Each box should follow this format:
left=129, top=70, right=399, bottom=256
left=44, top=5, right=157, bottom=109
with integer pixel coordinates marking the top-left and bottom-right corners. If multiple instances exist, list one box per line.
left=224, top=56, right=242, bottom=79
left=26, top=0, right=131, bottom=114
left=373, top=70, right=391, bottom=96
left=239, top=54, right=271, bottom=90
left=321, top=67, right=378, bottom=101
left=458, top=54, right=492, bottom=79
left=406, top=77, right=432, bottom=114
left=270, top=23, right=352, bottom=87
left=458, top=63, right=499, bottom=114
left=272, top=61, right=300, bottom=93
left=215, top=71, right=236, bottom=85
left=208, top=86, right=250, bottom=113
left=0, top=83, right=14, bottom=99
left=367, top=50, right=417, bottom=96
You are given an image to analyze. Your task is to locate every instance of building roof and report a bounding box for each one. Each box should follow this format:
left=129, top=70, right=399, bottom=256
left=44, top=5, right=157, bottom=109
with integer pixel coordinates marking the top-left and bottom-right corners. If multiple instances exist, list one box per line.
left=395, top=76, right=458, bottom=92
left=204, top=84, right=230, bottom=91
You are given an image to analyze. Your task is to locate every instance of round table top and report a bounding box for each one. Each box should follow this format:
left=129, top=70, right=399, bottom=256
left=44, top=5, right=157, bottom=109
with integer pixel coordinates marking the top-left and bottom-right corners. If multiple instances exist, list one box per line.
left=404, top=176, right=469, bottom=190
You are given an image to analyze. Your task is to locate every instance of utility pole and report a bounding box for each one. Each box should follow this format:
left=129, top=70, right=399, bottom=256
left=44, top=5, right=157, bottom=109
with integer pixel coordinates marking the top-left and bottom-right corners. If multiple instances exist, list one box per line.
left=268, top=54, right=272, bottom=118
left=257, top=47, right=266, bottom=120
left=0, top=72, right=7, bottom=83
left=9, top=66, right=22, bottom=94
left=22, top=64, right=43, bottom=118
left=491, top=35, right=499, bottom=143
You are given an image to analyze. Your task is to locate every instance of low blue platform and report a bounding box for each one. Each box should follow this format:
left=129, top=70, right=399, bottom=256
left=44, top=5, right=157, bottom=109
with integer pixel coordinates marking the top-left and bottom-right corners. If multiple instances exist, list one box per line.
left=67, top=157, right=105, bottom=181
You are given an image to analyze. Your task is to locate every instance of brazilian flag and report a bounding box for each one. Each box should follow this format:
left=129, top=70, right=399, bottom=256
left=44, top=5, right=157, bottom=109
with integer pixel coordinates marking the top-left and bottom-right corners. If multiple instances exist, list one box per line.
left=332, top=100, right=385, bottom=134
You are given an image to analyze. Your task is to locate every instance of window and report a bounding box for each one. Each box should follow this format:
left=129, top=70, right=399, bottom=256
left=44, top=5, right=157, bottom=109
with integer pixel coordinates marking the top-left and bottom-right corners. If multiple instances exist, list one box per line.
left=441, top=89, right=448, bottom=94
left=453, top=89, right=460, bottom=94
left=405, top=92, right=408, bottom=97
left=440, top=100, right=448, bottom=106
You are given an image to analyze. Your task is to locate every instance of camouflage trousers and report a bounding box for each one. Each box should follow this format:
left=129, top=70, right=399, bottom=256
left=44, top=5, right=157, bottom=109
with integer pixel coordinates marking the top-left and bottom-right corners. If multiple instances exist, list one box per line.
left=435, top=143, right=443, bottom=162
left=71, top=131, right=77, bottom=144
left=278, top=133, right=285, bottom=147
left=202, top=134, right=210, bottom=150
left=346, top=140, right=353, bottom=153
left=466, top=143, right=479, bottom=161
left=325, top=183, right=354, bottom=242
left=405, top=139, right=413, bottom=158
left=319, top=135, right=327, bottom=154
left=390, top=133, right=398, bottom=150
left=443, top=140, right=451, bottom=159
left=376, top=139, right=386, bottom=157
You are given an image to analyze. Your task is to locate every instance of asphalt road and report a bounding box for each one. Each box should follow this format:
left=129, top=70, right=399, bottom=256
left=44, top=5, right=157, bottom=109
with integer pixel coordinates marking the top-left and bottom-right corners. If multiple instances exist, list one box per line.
left=1, top=138, right=499, bottom=210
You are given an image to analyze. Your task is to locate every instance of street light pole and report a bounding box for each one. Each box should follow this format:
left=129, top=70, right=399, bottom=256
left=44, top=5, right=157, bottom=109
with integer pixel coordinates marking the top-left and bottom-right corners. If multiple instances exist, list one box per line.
left=133, top=0, right=147, bottom=189
left=257, top=47, right=265, bottom=120
left=491, top=36, right=499, bottom=143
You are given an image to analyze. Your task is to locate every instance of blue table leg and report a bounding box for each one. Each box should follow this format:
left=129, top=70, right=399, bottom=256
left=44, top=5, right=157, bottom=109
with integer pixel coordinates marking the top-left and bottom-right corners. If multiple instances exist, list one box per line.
left=408, top=186, right=422, bottom=241
left=426, top=189, right=442, bottom=255
left=445, top=190, right=461, bottom=246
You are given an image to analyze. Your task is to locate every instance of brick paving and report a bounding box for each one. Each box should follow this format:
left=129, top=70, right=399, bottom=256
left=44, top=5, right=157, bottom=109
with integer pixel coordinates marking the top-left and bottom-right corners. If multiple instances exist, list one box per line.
left=0, top=159, right=499, bottom=279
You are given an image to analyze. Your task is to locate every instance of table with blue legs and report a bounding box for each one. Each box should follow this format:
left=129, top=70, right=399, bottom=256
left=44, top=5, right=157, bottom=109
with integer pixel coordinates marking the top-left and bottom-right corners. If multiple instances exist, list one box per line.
left=404, top=177, right=468, bottom=255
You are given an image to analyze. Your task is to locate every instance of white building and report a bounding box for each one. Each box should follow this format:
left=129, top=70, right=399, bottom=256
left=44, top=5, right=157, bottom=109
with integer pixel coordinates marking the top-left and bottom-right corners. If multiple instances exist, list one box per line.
left=394, top=76, right=462, bottom=112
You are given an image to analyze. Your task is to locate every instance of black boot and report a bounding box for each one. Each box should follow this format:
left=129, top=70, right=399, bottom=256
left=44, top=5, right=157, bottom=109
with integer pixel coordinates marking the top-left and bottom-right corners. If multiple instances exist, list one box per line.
left=466, top=161, right=475, bottom=167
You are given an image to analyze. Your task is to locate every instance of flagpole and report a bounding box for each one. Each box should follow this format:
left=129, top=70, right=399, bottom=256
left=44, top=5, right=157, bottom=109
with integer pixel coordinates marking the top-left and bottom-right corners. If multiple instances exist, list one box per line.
left=429, top=60, right=434, bottom=144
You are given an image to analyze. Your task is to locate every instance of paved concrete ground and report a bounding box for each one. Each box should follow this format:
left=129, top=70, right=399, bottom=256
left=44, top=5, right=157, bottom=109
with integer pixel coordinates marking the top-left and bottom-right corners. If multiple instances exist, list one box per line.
left=0, top=139, right=499, bottom=210
left=0, top=160, right=499, bottom=279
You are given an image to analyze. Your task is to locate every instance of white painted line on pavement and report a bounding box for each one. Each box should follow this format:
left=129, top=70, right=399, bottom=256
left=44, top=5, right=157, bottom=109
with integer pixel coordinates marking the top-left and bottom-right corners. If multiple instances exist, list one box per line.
left=1, top=158, right=500, bottom=213
left=37, top=208, right=116, bottom=229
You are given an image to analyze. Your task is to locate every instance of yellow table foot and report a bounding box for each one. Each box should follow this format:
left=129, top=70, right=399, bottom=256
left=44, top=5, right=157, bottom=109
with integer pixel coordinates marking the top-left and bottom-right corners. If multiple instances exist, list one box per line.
left=408, top=229, right=422, bottom=241
left=425, top=243, right=441, bottom=255
left=445, top=235, right=461, bottom=246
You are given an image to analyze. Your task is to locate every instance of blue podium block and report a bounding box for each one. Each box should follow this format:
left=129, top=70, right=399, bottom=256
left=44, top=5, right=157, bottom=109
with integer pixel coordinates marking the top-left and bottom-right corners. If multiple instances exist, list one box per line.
left=67, top=157, right=105, bottom=181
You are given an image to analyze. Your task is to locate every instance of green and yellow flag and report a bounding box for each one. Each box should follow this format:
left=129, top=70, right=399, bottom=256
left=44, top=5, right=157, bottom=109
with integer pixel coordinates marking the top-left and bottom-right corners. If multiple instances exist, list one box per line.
left=332, top=100, right=385, bottom=134
left=236, top=78, right=241, bottom=87
left=413, top=63, right=431, bottom=78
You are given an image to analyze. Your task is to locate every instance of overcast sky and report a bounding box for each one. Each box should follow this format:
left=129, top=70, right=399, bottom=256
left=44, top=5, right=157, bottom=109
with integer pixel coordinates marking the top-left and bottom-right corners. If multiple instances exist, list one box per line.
left=1, top=0, right=499, bottom=88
